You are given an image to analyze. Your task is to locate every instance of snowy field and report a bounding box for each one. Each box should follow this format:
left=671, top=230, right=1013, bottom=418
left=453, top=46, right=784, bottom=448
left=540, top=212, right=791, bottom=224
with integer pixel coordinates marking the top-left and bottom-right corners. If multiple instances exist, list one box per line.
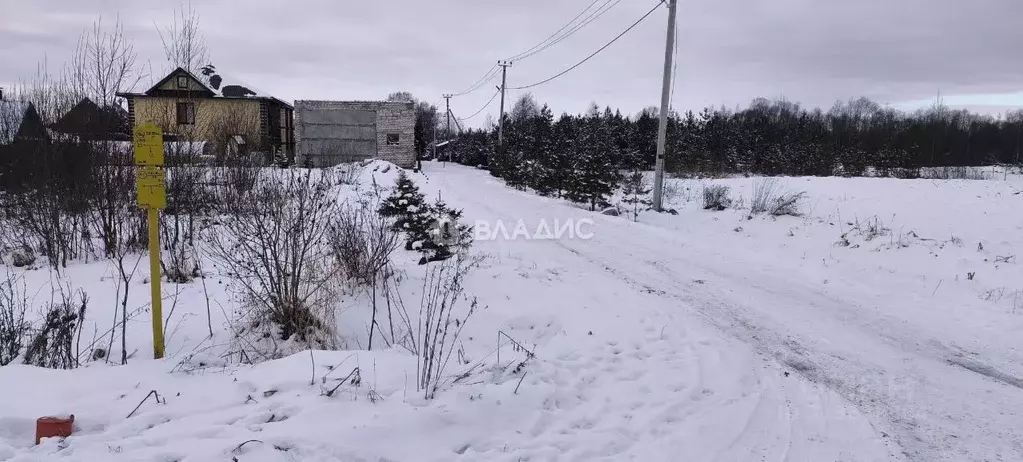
left=2, top=161, right=1022, bottom=461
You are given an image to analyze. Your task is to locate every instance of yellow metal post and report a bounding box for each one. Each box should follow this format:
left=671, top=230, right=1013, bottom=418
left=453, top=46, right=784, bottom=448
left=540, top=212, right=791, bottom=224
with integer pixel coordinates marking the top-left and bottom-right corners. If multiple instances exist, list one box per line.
left=133, top=122, right=167, bottom=359
left=148, top=208, right=164, bottom=359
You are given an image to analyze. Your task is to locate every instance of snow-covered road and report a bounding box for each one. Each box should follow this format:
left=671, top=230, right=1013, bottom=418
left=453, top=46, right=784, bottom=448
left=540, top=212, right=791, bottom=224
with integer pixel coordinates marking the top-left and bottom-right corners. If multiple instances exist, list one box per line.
left=4, top=162, right=1020, bottom=461
left=424, top=162, right=1023, bottom=462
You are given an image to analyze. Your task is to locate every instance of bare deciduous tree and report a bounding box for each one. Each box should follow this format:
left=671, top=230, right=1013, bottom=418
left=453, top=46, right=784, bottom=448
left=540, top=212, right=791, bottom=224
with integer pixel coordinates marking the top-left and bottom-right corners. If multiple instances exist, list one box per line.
left=66, top=16, right=144, bottom=107
left=156, top=2, right=210, bottom=75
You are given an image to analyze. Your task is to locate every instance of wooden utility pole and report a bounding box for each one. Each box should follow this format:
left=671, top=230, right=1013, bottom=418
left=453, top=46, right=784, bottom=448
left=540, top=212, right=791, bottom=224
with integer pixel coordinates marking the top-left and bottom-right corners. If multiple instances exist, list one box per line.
left=496, top=60, right=512, bottom=150
left=652, top=0, right=677, bottom=212
left=444, top=94, right=452, bottom=142
left=443, top=94, right=453, bottom=163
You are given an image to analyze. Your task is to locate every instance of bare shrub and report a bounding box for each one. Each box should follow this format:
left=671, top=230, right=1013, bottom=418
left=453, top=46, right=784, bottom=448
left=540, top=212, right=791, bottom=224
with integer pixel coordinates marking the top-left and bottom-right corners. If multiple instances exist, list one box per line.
left=769, top=192, right=806, bottom=217
left=750, top=177, right=779, bottom=215
left=163, top=166, right=209, bottom=250
left=892, top=168, right=921, bottom=180
left=855, top=216, right=890, bottom=241
left=662, top=180, right=694, bottom=204
left=334, top=163, right=364, bottom=186
left=87, top=163, right=148, bottom=365
left=836, top=216, right=888, bottom=247
left=416, top=255, right=482, bottom=399
left=380, top=271, right=413, bottom=352
left=327, top=197, right=401, bottom=351
left=23, top=288, right=88, bottom=369
left=10, top=247, right=36, bottom=268
left=162, top=242, right=199, bottom=284
left=207, top=169, right=341, bottom=357
left=89, top=163, right=145, bottom=259
left=224, top=158, right=260, bottom=195
left=0, top=272, right=29, bottom=366
left=747, top=178, right=806, bottom=217
left=922, top=166, right=989, bottom=180
left=161, top=166, right=208, bottom=287
left=9, top=189, right=92, bottom=270
left=702, top=184, right=732, bottom=211
left=329, top=201, right=399, bottom=286
left=5, top=139, right=96, bottom=269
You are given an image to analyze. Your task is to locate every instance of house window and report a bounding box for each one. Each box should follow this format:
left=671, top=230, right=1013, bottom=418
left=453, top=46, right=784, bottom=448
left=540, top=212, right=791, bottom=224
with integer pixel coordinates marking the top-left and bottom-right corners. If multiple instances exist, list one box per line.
left=386, top=133, right=400, bottom=146
left=176, top=75, right=188, bottom=89
left=176, top=102, right=195, bottom=125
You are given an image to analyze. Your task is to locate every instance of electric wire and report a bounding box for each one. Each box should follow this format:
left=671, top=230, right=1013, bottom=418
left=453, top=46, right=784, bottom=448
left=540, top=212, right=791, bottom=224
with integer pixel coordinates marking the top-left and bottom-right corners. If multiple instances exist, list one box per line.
left=507, top=0, right=611, bottom=62
left=506, top=0, right=604, bottom=62
left=458, top=89, right=501, bottom=121
left=449, top=64, right=501, bottom=97
left=512, top=0, right=623, bottom=63
left=508, top=0, right=664, bottom=91
left=451, top=0, right=626, bottom=97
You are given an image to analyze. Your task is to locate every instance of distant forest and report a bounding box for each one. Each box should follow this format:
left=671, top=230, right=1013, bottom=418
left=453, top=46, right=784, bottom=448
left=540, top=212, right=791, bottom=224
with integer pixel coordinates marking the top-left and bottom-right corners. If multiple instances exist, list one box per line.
left=432, top=94, right=1023, bottom=180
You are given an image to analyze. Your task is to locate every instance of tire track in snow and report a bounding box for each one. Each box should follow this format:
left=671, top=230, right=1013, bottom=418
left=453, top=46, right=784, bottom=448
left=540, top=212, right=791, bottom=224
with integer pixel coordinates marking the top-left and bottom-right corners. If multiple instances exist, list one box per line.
left=423, top=165, right=892, bottom=461
left=558, top=230, right=1023, bottom=461
left=542, top=202, right=1023, bottom=461
left=555, top=240, right=893, bottom=462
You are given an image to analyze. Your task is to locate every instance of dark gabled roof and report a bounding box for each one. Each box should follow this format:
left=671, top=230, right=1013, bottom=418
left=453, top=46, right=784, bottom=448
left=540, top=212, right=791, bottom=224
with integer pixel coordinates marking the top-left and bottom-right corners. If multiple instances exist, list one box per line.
left=49, top=98, right=130, bottom=140
left=122, top=66, right=292, bottom=109
left=0, top=100, right=29, bottom=145
left=145, top=67, right=215, bottom=97
left=0, top=101, right=46, bottom=145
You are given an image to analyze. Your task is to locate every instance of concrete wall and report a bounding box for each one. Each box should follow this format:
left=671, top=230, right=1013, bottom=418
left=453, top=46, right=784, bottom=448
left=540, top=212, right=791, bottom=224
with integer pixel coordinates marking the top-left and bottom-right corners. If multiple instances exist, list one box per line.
left=295, top=100, right=415, bottom=168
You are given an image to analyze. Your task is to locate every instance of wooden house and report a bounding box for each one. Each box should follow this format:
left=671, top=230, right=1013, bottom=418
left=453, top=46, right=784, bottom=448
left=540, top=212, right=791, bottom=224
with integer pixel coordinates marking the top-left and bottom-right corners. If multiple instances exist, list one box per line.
left=117, top=66, right=294, bottom=163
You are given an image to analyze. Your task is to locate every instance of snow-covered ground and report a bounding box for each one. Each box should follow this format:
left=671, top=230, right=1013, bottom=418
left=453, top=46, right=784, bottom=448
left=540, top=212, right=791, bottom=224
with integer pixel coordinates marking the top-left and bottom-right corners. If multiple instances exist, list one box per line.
left=2, top=161, right=1022, bottom=461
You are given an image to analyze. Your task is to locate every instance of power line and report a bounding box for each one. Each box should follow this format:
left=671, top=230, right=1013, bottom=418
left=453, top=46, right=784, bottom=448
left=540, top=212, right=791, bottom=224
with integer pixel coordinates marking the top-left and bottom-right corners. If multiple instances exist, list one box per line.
left=512, top=0, right=623, bottom=63
left=459, top=89, right=501, bottom=121
left=507, top=0, right=604, bottom=62
left=450, top=64, right=501, bottom=97
left=509, top=0, right=664, bottom=91
left=507, top=0, right=608, bottom=62
left=452, top=0, right=625, bottom=98
left=451, top=66, right=500, bottom=97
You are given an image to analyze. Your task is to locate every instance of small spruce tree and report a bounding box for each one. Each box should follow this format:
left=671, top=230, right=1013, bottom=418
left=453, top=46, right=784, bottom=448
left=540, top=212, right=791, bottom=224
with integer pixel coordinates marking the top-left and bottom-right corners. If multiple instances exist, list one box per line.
left=421, top=198, right=473, bottom=264
left=620, top=170, right=652, bottom=221
left=378, top=172, right=433, bottom=251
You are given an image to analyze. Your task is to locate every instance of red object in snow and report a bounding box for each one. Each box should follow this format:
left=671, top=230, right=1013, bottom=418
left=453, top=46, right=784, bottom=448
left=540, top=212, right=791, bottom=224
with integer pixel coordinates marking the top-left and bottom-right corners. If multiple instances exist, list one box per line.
left=35, top=415, right=74, bottom=445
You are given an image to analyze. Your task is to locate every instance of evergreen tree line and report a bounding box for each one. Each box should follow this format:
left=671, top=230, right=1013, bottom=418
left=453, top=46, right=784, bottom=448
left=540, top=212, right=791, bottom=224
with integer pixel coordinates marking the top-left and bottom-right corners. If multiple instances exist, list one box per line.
left=445, top=95, right=1023, bottom=191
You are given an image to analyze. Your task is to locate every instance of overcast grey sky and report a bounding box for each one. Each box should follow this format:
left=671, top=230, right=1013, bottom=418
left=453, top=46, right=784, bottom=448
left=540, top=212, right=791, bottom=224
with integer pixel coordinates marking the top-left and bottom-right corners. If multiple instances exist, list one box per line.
left=2, top=0, right=1022, bottom=123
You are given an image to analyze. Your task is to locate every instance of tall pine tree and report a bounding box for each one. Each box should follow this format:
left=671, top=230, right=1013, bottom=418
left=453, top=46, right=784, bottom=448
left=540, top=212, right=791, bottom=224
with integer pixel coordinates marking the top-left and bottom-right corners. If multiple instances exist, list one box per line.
left=528, top=104, right=558, bottom=196
left=565, top=118, right=622, bottom=211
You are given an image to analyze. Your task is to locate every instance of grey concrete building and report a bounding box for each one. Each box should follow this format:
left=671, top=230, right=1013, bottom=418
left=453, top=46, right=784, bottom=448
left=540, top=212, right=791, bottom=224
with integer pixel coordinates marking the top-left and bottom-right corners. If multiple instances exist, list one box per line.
left=294, top=100, right=415, bottom=168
